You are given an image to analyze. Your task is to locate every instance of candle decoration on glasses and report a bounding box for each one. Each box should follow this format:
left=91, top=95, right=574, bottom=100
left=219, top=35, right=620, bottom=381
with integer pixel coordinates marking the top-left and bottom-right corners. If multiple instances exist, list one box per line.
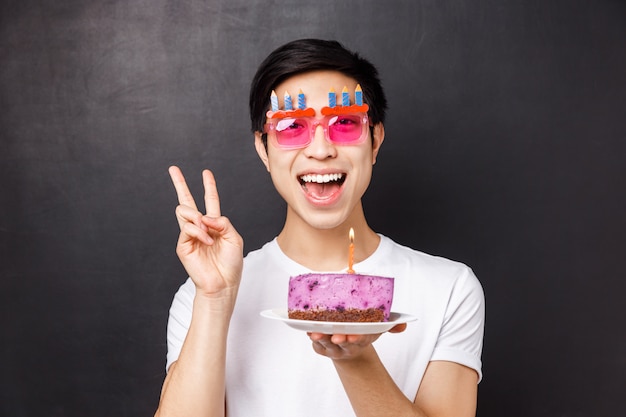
left=321, top=85, right=369, bottom=115
left=297, top=89, right=306, bottom=110
left=284, top=91, right=293, bottom=110
left=348, top=228, right=355, bottom=274
left=266, top=86, right=368, bottom=120
left=355, top=84, right=363, bottom=106
left=328, top=87, right=337, bottom=108
left=342, top=86, right=350, bottom=106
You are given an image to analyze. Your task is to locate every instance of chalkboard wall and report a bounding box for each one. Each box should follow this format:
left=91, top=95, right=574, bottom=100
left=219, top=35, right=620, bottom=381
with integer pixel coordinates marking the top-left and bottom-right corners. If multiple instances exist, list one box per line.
left=2, top=1, right=625, bottom=416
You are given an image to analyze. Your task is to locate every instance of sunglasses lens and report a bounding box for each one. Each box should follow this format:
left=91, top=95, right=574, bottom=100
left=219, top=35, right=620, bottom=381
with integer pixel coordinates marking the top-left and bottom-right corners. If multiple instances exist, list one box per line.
left=328, top=115, right=366, bottom=144
left=274, top=118, right=310, bottom=147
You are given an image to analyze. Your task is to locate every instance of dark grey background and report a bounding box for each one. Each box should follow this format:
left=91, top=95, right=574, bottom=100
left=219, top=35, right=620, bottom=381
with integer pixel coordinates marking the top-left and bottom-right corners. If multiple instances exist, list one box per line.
left=2, top=1, right=625, bottom=416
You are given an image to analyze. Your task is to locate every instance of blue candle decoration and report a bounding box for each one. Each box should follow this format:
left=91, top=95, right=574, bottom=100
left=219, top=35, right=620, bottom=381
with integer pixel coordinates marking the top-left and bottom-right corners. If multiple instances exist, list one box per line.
left=284, top=91, right=292, bottom=110
left=342, top=86, right=350, bottom=106
left=328, top=88, right=336, bottom=108
left=297, top=89, right=305, bottom=109
left=355, top=84, right=363, bottom=106
left=270, top=90, right=279, bottom=111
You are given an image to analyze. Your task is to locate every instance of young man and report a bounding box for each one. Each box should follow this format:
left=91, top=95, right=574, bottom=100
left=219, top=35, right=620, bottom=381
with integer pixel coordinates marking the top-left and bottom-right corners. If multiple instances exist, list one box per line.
left=155, top=39, right=484, bottom=417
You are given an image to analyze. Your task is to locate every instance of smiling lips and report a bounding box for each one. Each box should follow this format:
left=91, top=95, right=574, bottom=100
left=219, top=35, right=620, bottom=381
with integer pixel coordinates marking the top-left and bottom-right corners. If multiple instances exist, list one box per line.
left=299, top=172, right=345, bottom=203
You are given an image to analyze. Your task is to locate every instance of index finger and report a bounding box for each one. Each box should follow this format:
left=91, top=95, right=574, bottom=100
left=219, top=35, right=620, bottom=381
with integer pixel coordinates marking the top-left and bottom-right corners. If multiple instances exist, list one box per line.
left=168, top=166, right=198, bottom=211
left=202, top=169, right=221, bottom=218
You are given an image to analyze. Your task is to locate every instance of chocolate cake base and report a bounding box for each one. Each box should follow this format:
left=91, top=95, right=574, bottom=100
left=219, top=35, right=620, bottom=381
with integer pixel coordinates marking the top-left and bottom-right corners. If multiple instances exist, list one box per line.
left=288, top=308, right=385, bottom=322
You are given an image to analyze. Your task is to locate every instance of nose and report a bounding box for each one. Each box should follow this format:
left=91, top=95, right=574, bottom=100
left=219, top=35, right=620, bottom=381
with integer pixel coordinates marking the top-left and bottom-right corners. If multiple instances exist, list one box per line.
left=303, top=123, right=337, bottom=159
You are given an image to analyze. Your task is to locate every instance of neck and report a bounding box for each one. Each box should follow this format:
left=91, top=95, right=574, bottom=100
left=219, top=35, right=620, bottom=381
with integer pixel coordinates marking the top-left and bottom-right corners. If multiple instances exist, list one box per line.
left=276, top=204, right=380, bottom=271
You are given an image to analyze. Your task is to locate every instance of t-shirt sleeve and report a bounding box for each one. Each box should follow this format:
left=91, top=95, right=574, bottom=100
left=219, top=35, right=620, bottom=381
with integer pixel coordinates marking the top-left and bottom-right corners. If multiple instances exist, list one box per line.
left=165, top=278, right=195, bottom=372
left=430, top=266, right=485, bottom=382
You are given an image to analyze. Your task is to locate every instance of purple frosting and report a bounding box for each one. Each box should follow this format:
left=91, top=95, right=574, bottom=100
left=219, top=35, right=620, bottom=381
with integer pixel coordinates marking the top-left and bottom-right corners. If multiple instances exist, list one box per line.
left=288, top=273, right=395, bottom=320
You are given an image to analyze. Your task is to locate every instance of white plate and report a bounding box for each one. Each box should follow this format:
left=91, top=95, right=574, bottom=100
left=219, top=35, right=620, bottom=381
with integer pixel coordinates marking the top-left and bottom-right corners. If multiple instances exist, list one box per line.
left=260, top=308, right=418, bottom=335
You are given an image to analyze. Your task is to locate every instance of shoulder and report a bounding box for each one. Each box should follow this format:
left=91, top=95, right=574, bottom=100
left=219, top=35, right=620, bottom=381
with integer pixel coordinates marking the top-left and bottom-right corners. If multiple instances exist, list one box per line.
left=377, top=235, right=479, bottom=283
left=374, top=235, right=484, bottom=311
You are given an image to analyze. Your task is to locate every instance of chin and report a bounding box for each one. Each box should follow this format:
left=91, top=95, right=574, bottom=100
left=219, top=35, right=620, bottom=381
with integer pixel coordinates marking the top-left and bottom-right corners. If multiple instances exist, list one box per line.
left=297, top=209, right=352, bottom=231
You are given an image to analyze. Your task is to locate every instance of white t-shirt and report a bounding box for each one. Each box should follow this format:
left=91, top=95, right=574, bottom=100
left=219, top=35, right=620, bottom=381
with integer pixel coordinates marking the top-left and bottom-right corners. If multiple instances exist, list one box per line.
left=166, top=235, right=484, bottom=417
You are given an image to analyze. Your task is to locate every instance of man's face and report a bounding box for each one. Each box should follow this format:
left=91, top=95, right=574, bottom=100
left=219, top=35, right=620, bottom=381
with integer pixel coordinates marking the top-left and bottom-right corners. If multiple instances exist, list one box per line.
left=255, top=70, right=384, bottom=231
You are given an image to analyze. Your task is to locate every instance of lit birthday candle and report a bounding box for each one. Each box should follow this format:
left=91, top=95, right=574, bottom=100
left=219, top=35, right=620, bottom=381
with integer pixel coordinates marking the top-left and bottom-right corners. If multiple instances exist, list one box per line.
left=328, top=87, right=336, bottom=108
left=297, top=89, right=305, bottom=109
left=348, top=228, right=355, bottom=274
left=284, top=91, right=292, bottom=110
left=270, top=90, right=279, bottom=111
left=355, top=84, right=363, bottom=106
left=342, top=86, right=350, bottom=106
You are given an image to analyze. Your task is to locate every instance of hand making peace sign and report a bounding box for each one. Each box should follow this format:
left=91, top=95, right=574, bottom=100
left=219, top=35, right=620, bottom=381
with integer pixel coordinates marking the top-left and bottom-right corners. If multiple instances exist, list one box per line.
left=168, top=166, right=244, bottom=301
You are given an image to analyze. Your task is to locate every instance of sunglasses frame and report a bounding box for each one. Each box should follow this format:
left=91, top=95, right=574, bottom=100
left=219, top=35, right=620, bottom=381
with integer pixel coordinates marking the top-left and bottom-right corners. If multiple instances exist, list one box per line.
left=264, top=112, right=370, bottom=150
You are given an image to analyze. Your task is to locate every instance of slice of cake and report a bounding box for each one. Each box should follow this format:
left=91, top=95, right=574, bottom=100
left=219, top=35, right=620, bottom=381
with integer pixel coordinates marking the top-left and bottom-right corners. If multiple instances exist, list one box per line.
left=288, top=273, right=394, bottom=322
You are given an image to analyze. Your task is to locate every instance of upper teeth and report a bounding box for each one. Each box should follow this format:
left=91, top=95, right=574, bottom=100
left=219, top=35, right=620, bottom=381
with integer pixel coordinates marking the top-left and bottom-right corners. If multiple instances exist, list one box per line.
left=300, top=173, right=343, bottom=183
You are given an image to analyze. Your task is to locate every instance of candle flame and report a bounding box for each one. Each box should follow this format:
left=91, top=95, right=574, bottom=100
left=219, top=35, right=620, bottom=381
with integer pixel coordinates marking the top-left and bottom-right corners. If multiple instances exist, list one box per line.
left=349, top=227, right=354, bottom=243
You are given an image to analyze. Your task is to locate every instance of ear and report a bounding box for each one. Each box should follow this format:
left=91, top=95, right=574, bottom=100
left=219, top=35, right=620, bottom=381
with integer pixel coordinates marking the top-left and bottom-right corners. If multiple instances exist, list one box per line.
left=371, top=123, right=385, bottom=165
left=254, top=132, right=271, bottom=172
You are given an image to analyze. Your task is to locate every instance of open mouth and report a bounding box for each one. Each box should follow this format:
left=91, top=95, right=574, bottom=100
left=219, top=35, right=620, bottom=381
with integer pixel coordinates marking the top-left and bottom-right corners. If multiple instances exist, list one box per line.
left=299, top=173, right=346, bottom=199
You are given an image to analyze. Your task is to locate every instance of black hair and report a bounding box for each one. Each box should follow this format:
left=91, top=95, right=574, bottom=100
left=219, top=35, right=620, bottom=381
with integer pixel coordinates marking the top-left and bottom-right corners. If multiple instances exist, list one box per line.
left=249, top=39, right=387, bottom=136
